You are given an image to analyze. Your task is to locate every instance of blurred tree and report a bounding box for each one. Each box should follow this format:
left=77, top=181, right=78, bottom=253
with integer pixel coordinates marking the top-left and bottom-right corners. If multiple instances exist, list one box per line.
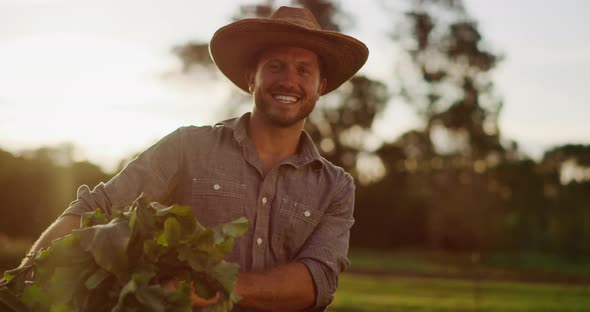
left=393, top=0, right=506, bottom=160
left=542, top=144, right=590, bottom=178
left=386, top=1, right=588, bottom=255
left=293, top=0, right=353, bottom=31
left=173, top=42, right=213, bottom=73
left=306, top=76, right=388, bottom=177
left=489, top=159, right=549, bottom=252
left=539, top=144, right=590, bottom=256
left=384, top=0, right=512, bottom=251
left=468, top=144, right=590, bottom=256
left=0, top=147, right=111, bottom=239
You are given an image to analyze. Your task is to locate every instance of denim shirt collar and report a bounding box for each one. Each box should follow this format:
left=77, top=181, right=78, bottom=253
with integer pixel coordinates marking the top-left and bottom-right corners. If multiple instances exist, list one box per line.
left=215, top=113, right=324, bottom=170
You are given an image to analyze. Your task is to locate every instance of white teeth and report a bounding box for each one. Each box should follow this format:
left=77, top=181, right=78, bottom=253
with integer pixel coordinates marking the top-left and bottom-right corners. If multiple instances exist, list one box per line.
left=274, top=95, right=298, bottom=103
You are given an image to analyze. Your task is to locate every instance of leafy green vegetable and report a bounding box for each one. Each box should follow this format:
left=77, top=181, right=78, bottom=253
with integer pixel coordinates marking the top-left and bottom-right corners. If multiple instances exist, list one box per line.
left=0, top=197, right=248, bottom=311
left=0, top=287, right=29, bottom=311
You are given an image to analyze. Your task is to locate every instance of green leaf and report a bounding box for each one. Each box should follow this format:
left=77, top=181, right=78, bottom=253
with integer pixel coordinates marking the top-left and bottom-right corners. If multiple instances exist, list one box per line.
left=136, top=285, right=167, bottom=312
left=128, top=210, right=138, bottom=233
left=164, top=281, right=192, bottom=312
left=115, top=272, right=168, bottom=312
left=202, top=298, right=233, bottom=312
left=50, top=303, right=73, bottom=312
left=209, top=261, right=239, bottom=295
left=212, top=237, right=235, bottom=262
left=143, top=238, right=169, bottom=263
left=192, top=277, right=217, bottom=300
left=113, top=275, right=137, bottom=312
left=84, top=268, right=110, bottom=290
left=153, top=204, right=192, bottom=217
left=80, top=275, right=118, bottom=312
left=75, top=217, right=132, bottom=277
left=133, top=201, right=158, bottom=237
left=157, top=217, right=182, bottom=247
left=81, top=208, right=110, bottom=228
left=176, top=246, right=208, bottom=273
left=2, top=265, right=32, bottom=290
left=47, top=266, right=89, bottom=304
left=21, top=284, right=50, bottom=308
left=3, top=272, right=15, bottom=283
left=43, top=234, right=91, bottom=267
left=34, top=235, right=92, bottom=283
left=154, top=205, right=197, bottom=245
left=0, top=287, right=29, bottom=312
left=193, top=228, right=216, bottom=254
left=221, top=217, right=249, bottom=238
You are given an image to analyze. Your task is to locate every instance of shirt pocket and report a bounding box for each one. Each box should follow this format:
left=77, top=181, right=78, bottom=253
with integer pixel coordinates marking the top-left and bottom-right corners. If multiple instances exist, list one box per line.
left=272, top=198, right=324, bottom=259
left=191, top=177, right=246, bottom=227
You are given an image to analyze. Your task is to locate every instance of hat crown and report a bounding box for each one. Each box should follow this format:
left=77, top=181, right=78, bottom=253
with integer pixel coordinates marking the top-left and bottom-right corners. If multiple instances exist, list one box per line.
left=270, top=6, right=322, bottom=31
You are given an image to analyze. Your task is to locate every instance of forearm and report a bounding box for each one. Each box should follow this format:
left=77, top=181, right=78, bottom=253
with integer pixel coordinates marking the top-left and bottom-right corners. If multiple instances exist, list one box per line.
left=235, top=262, right=316, bottom=311
left=18, top=214, right=81, bottom=267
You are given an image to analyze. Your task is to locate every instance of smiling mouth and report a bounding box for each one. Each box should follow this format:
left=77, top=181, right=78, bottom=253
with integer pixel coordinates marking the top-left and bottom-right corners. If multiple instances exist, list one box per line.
left=273, top=94, right=300, bottom=104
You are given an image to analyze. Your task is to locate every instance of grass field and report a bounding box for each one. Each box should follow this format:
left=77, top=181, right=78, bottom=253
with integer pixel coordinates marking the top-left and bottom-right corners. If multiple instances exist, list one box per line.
left=329, top=273, right=590, bottom=312
left=327, top=249, right=590, bottom=312
left=347, top=249, right=590, bottom=280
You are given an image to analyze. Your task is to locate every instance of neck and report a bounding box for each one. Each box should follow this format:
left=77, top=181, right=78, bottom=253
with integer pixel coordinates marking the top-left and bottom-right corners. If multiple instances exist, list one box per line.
left=248, top=111, right=304, bottom=175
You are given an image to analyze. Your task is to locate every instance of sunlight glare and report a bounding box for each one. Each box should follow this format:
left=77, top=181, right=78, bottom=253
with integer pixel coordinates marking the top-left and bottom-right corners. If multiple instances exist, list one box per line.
left=0, top=32, right=219, bottom=172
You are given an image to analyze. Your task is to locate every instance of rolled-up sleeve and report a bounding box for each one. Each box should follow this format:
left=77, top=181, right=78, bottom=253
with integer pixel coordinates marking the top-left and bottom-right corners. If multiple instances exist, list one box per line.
left=296, top=175, right=355, bottom=310
left=60, top=127, right=183, bottom=218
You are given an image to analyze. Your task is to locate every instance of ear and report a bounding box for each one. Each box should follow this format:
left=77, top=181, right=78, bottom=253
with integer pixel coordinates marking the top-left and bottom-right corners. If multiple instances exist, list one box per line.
left=317, top=78, right=327, bottom=96
left=247, top=72, right=255, bottom=94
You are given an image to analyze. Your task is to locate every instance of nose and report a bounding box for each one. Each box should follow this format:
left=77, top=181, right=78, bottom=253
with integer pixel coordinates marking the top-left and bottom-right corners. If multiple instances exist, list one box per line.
left=276, top=66, right=299, bottom=90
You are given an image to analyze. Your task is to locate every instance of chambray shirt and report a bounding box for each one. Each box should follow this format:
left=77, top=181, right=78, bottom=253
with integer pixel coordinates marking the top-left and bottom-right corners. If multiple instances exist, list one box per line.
left=60, top=113, right=355, bottom=311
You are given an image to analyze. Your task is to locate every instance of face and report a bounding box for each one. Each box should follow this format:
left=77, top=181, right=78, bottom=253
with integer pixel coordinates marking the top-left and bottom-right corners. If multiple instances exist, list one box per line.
left=248, top=46, right=327, bottom=128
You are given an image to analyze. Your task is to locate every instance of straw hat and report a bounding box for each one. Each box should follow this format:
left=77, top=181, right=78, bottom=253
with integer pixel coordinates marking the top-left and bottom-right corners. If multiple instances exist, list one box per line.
left=209, top=6, right=369, bottom=94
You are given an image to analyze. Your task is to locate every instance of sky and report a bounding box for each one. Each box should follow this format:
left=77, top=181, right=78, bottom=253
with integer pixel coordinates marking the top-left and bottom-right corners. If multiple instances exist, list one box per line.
left=0, top=0, right=588, bottom=173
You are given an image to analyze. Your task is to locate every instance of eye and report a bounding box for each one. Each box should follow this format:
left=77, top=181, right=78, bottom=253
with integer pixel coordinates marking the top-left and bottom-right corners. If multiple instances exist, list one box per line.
left=267, top=61, right=281, bottom=72
left=298, top=66, right=311, bottom=76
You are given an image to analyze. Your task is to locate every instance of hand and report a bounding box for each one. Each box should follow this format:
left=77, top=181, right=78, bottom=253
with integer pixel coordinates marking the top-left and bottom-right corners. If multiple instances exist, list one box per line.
left=190, top=287, right=221, bottom=307
left=163, top=278, right=221, bottom=307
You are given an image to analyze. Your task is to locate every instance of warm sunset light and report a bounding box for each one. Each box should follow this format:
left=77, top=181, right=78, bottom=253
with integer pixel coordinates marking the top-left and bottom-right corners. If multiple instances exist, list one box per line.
left=1, top=2, right=590, bottom=311
left=0, top=32, right=225, bottom=171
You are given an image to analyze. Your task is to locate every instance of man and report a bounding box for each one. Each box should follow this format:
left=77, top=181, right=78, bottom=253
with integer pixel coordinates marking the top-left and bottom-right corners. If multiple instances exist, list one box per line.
left=19, top=6, right=368, bottom=311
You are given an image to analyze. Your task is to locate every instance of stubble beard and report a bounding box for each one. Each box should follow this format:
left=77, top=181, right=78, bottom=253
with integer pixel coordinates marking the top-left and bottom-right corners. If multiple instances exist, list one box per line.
left=256, top=93, right=316, bottom=128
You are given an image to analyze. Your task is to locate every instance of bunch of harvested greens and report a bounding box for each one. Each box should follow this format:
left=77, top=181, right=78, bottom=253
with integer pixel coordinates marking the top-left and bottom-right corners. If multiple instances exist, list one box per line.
left=0, top=197, right=248, bottom=312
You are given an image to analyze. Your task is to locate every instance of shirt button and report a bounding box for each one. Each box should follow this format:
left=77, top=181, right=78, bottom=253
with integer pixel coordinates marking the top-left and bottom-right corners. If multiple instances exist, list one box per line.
left=261, top=197, right=268, bottom=205
left=213, top=184, right=221, bottom=190
left=256, top=237, right=263, bottom=245
left=304, top=210, right=311, bottom=217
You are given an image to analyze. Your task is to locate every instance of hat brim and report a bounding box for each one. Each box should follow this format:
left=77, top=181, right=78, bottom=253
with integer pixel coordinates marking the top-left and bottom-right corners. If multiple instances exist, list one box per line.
left=209, top=19, right=369, bottom=95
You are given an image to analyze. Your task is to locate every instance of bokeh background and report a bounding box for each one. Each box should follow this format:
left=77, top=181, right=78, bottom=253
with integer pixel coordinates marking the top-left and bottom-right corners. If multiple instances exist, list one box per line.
left=1, top=0, right=589, bottom=310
